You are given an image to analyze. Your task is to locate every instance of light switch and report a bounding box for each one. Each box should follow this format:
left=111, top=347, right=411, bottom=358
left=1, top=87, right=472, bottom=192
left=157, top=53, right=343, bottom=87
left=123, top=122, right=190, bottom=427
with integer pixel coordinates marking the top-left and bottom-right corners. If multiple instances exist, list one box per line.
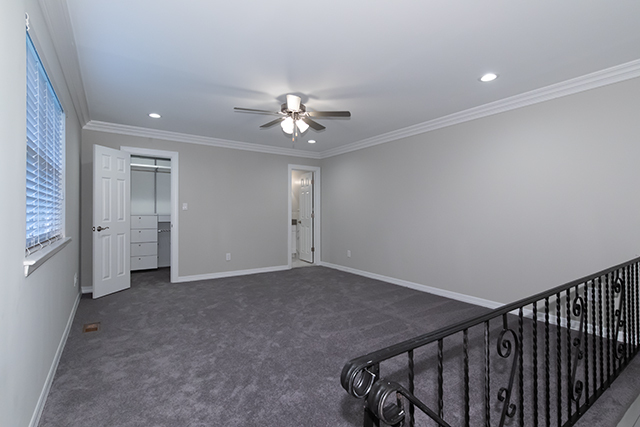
left=182, top=203, right=188, bottom=210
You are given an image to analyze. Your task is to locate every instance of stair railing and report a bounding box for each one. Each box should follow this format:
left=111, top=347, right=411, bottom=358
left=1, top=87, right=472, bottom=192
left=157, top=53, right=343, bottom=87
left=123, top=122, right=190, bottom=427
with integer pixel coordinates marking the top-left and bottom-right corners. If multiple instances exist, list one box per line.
left=341, top=256, right=640, bottom=426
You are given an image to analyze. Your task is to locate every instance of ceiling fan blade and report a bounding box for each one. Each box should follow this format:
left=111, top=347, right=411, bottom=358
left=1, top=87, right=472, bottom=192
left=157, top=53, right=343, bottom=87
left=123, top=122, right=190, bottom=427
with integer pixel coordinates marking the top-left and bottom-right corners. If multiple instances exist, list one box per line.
left=300, top=116, right=325, bottom=131
left=234, top=107, right=281, bottom=116
left=260, top=117, right=285, bottom=128
left=306, top=111, right=351, bottom=117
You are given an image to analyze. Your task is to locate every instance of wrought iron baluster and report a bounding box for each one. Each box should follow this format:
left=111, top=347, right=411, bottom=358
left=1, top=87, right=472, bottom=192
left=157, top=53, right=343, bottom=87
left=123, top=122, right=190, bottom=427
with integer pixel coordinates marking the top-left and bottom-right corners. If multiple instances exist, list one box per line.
left=569, top=286, right=585, bottom=410
left=598, top=276, right=603, bottom=390
left=463, top=329, right=470, bottom=427
left=591, top=279, right=597, bottom=394
left=340, top=257, right=640, bottom=427
left=485, top=320, right=491, bottom=427
left=497, top=314, right=519, bottom=426
left=583, top=283, right=590, bottom=407
left=518, top=308, right=524, bottom=427
left=606, top=273, right=611, bottom=385
left=556, top=292, right=562, bottom=427
left=636, top=262, right=639, bottom=352
left=533, top=301, right=539, bottom=427
left=566, top=288, right=572, bottom=421
left=408, top=349, right=414, bottom=427
left=545, top=297, right=551, bottom=427
left=631, top=265, right=636, bottom=353
left=614, top=273, right=626, bottom=361
left=624, top=267, right=629, bottom=361
left=363, top=363, right=380, bottom=427
left=632, top=263, right=636, bottom=353
left=438, top=338, right=444, bottom=420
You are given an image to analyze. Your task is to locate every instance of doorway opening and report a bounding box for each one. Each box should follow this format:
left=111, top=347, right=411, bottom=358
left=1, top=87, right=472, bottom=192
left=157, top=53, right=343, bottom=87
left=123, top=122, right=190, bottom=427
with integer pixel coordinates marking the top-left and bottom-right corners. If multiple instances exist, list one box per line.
left=123, top=146, right=179, bottom=283
left=288, top=165, right=321, bottom=269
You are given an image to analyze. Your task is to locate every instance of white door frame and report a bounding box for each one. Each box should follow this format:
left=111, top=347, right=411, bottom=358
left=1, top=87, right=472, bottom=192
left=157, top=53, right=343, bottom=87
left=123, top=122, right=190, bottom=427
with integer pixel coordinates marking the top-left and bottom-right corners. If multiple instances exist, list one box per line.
left=122, top=146, right=180, bottom=283
left=288, top=164, right=321, bottom=268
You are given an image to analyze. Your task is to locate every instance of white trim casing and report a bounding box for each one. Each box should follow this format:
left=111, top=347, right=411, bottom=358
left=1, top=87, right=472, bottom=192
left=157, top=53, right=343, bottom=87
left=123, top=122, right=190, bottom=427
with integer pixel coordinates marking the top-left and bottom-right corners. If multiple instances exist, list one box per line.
left=288, top=165, right=322, bottom=268
left=120, top=147, right=179, bottom=283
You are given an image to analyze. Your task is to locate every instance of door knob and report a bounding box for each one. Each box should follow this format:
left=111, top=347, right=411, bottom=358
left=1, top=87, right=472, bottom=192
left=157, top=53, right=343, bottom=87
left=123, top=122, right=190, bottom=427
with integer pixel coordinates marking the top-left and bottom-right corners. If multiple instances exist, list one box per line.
left=97, top=226, right=110, bottom=232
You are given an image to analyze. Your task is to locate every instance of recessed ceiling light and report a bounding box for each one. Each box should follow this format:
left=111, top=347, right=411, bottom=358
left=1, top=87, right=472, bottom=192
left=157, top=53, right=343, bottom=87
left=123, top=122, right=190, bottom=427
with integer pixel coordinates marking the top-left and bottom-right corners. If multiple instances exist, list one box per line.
left=308, top=140, right=316, bottom=144
left=149, top=113, right=161, bottom=118
left=480, top=73, right=498, bottom=82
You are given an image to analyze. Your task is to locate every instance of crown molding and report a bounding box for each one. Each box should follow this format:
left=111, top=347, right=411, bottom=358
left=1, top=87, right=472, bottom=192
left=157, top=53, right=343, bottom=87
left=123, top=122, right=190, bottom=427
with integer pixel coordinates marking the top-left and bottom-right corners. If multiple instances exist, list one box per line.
left=320, top=59, right=640, bottom=159
left=83, top=121, right=323, bottom=159
left=39, top=0, right=90, bottom=127
left=84, top=59, right=640, bottom=161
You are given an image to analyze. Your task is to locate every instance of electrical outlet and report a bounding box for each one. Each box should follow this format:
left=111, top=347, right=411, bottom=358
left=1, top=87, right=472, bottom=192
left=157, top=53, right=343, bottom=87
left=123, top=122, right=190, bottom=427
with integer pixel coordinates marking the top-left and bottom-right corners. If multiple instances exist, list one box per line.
left=347, top=250, right=351, bottom=258
left=74, top=273, right=78, bottom=287
left=226, top=253, right=231, bottom=261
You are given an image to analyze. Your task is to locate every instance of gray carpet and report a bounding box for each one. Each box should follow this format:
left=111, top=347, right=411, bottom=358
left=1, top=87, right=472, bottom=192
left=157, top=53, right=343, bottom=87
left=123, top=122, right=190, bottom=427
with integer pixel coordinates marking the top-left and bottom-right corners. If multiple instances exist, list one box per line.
left=38, top=266, right=490, bottom=426
left=38, top=266, right=640, bottom=426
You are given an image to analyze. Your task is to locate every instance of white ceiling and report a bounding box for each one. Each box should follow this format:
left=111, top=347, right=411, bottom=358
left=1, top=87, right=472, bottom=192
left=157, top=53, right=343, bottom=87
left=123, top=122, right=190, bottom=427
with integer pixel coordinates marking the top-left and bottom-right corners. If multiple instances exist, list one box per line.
left=53, top=0, right=640, bottom=155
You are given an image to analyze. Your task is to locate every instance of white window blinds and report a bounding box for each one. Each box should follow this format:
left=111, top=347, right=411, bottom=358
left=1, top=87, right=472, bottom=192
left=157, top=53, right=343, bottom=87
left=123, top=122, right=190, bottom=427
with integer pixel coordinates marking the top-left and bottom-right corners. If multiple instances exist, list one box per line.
left=26, top=33, right=65, bottom=253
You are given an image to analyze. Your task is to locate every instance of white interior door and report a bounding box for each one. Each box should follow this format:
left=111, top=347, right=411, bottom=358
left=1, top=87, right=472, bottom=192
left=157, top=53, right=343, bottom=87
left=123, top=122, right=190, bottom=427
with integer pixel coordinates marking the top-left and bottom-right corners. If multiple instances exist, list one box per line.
left=299, top=172, right=314, bottom=263
left=93, top=145, right=131, bottom=298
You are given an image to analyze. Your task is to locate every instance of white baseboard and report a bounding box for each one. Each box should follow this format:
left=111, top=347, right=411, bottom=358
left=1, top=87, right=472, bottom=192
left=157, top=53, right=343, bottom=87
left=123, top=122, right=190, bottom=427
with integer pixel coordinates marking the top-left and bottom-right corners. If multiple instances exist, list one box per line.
left=320, top=262, right=502, bottom=309
left=30, top=291, right=81, bottom=427
left=174, top=265, right=290, bottom=283
left=80, top=286, right=92, bottom=294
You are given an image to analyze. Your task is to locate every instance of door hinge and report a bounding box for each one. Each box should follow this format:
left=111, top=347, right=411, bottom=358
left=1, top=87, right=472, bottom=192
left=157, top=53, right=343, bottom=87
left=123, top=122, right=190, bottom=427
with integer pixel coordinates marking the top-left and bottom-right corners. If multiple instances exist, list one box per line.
left=311, top=179, right=314, bottom=185
left=311, top=213, right=315, bottom=219
left=311, top=247, right=315, bottom=252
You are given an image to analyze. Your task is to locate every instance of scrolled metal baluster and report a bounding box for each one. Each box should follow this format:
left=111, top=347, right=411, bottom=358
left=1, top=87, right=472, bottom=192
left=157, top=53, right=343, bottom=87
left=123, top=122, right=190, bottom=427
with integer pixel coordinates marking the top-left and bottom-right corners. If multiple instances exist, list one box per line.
left=342, top=363, right=377, bottom=399
left=569, top=292, right=586, bottom=405
left=613, top=275, right=626, bottom=360
left=366, top=379, right=452, bottom=427
left=496, top=315, right=520, bottom=427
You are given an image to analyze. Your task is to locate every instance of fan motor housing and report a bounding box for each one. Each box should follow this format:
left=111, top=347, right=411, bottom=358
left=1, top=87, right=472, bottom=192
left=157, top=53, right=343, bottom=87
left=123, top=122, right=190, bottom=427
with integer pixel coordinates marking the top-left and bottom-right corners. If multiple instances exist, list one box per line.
left=281, top=102, right=306, bottom=114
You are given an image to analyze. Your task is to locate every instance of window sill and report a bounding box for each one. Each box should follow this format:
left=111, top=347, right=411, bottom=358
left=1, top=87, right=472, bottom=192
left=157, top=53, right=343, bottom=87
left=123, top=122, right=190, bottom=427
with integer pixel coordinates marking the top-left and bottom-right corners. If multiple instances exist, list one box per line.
left=24, top=237, right=72, bottom=277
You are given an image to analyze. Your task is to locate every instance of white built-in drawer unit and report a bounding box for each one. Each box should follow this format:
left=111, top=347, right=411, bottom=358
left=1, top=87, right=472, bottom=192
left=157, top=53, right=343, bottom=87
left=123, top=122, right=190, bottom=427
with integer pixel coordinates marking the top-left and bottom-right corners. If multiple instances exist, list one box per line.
left=131, top=215, right=158, bottom=271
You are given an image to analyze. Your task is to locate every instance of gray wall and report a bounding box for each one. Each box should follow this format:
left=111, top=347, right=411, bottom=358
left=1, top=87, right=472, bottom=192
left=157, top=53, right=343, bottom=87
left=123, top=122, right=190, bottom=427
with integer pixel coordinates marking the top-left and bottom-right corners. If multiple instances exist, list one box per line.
left=0, top=0, right=81, bottom=425
left=321, top=77, right=640, bottom=304
left=81, top=130, right=320, bottom=284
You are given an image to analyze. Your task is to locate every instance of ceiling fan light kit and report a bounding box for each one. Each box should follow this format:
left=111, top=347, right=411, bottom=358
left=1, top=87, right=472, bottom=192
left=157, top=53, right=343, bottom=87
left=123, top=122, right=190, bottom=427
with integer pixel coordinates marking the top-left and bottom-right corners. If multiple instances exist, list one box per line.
left=234, top=94, right=351, bottom=142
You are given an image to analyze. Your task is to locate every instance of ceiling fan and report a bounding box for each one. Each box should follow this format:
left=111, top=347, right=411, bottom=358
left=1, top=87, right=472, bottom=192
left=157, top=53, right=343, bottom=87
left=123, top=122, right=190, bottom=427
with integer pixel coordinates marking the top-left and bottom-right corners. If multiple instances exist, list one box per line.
left=234, top=94, right=351, bottom=140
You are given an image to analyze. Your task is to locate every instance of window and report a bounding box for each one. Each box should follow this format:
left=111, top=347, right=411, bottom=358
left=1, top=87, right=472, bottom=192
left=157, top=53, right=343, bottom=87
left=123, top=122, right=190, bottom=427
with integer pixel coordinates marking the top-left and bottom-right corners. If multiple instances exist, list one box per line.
left=25, top=32, right=65, bottom=254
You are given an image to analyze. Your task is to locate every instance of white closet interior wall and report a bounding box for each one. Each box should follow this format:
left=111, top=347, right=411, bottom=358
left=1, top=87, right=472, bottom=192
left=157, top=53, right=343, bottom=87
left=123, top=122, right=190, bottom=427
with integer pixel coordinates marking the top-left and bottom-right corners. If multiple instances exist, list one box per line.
left=131, top=156, right=171, bottom=268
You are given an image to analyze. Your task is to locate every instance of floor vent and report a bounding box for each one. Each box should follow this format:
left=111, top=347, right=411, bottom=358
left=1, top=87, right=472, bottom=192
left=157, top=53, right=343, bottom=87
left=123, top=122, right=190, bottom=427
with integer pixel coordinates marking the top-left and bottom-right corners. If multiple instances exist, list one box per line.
left=83, top=322, right=100, bottom=333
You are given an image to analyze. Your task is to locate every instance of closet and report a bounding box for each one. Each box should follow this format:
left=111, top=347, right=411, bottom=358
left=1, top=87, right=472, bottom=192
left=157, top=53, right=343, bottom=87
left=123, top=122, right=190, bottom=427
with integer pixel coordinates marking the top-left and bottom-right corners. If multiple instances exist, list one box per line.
left=130, top=156, right=171, bottom=270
